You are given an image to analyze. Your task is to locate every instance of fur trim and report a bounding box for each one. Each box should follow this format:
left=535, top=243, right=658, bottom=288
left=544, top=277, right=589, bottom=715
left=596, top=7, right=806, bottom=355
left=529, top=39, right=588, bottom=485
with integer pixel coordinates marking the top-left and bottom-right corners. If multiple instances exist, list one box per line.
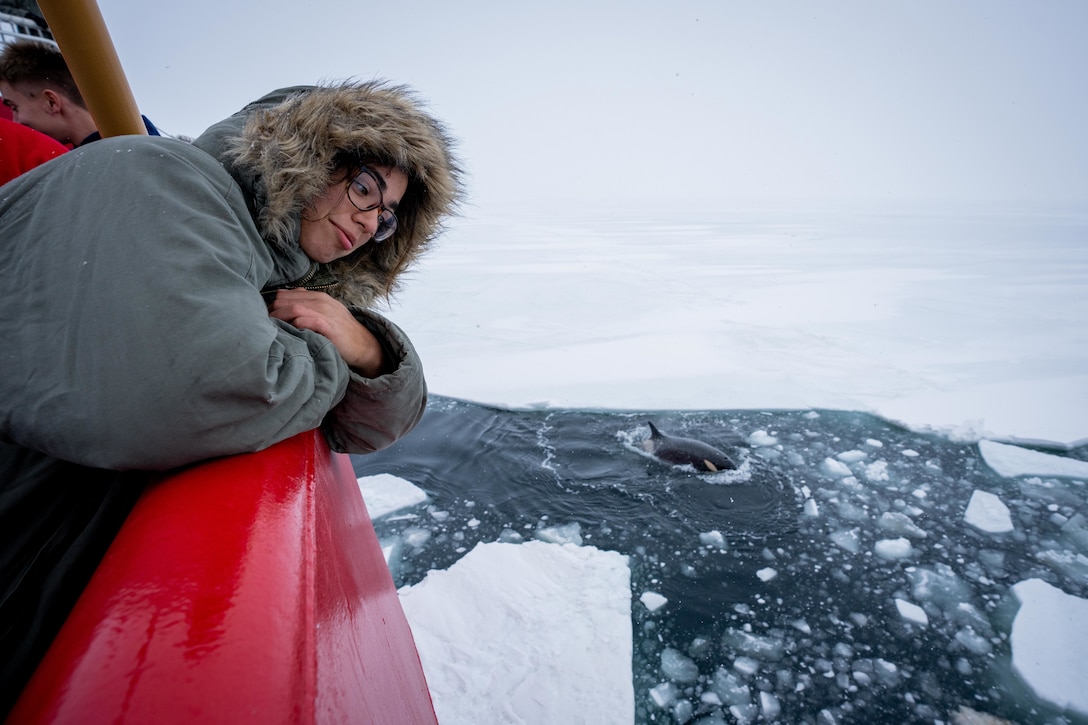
left=215, top=82, right=462, bottom=306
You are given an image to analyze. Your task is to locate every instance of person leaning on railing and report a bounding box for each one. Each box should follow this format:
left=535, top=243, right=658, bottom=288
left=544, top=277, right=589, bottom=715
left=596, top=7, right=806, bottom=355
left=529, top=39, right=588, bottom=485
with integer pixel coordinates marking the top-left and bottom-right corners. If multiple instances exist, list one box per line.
left=0, top=80, right=463, bottom=716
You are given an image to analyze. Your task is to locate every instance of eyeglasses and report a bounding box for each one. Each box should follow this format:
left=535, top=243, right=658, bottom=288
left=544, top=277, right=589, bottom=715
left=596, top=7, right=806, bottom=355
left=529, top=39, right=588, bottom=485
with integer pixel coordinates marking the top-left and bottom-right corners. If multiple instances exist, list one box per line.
left=345, top=167, right=398, bottom=243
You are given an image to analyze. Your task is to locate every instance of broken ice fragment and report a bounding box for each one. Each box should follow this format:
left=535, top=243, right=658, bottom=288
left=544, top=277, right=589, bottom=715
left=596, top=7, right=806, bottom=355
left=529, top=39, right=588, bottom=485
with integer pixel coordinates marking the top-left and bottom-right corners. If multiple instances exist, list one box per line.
left=874, top=537, right=913, bottom=560
left=895, top=598, right=929, bottom=625
left=964, top=490, right=1014, bottom=534
left=641, top=591, right=668, bottom=612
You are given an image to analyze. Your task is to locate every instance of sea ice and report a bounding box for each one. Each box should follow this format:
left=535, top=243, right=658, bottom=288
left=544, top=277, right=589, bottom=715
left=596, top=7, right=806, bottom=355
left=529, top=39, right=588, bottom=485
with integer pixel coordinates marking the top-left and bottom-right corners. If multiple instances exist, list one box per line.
left=733, top=656, right=761, bottom=675
left=836, top=450, right=867, bottom=463
left=760, top=691, right=781, bottom=719
left=1010, top=578, right=1088, bottom=717
left=953, top=626, right=992, bottom=655
left=535, top=521, right=583, bottom=545
left=878, top=511, right=928, bottom=539
left=641, top=591, right=668, bottom=612
left=649, top=681, right=678, bottom=708
left=895, top=598, right=929, bottom=625
left=721, top=628, right=785, bottom=661
left=398, top=541, right=633, bottom=725
left=964, top=490, right=1014, bottom=533
left=710, top=667, right=751, bottom=708
left=829, top=528, right=861, bottom=553
left=820, top=457, right=853, bottom=478
left=357, top=473, right=428, bottom=519
left=401, top=526, right=432, bottom=548
left=980, top=439, right=1088, bottom=479
left=700, top=529, right=728, bottom=549
left=907, top=565, right=975, bottom=616
left=748, top=430, right=778, bottom=447
left=874, top=537, right=913, bottom=560
left=756, top=567, right=778, bottom=582
left=863, top=460, right=890, bottom=482
left=660, top=647, right=700, bottom=683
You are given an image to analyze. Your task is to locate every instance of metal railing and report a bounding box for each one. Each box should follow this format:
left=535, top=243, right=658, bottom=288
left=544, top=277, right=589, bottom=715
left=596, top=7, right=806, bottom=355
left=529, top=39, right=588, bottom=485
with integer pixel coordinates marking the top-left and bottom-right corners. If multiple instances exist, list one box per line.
left=0, top=9, right=56, bottom=48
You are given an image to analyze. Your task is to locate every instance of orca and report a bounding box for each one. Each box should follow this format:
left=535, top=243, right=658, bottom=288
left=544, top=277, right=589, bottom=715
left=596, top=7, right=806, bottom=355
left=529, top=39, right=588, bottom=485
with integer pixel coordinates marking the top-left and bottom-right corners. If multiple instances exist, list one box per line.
left=641, top=421, right=738, bottom=472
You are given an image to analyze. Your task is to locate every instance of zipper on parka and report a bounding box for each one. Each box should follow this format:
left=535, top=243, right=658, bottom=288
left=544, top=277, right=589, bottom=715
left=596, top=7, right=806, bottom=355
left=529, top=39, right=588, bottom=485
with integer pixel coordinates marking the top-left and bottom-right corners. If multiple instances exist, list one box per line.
left=261, top=263, right=339, bottom=304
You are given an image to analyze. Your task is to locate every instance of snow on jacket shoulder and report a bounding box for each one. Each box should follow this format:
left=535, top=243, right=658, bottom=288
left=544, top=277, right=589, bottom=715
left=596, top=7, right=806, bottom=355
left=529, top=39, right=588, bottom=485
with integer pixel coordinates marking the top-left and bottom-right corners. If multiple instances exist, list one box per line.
left=0, top=135, right=422, bottom=469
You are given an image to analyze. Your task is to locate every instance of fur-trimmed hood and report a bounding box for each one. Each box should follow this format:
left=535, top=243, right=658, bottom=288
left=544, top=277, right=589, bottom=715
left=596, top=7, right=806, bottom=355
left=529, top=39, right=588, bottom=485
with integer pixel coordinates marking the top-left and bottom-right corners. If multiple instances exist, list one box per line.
left=193, top=82, right=462, bottom=307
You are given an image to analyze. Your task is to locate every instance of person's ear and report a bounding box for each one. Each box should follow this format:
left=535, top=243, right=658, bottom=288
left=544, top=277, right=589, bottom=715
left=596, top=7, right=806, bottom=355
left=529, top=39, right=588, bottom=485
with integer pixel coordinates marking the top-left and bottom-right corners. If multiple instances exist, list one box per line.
left=41, top=88, right=64, bottom=114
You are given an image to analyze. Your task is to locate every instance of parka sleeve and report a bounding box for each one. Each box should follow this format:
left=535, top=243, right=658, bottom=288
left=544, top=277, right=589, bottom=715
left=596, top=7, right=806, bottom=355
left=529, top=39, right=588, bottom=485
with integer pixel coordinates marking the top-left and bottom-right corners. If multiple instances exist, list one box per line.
left=0, top=138, right=353, bottom=471
left=321, top=309, right=427, bottom=454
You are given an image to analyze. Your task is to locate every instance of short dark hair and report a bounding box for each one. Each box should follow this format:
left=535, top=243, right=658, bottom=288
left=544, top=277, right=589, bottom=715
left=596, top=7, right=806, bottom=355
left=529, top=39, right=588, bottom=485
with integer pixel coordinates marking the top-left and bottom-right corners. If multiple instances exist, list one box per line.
left=0, top=39, right=85, bottom=107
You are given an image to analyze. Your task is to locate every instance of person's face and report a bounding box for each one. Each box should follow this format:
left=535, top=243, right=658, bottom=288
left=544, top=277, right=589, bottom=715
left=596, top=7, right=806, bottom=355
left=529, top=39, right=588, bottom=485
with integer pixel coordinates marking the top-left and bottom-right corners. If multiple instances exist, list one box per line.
left=0, top=83, right=66, bottom=143
left=298, top=165, right=408, bottom=264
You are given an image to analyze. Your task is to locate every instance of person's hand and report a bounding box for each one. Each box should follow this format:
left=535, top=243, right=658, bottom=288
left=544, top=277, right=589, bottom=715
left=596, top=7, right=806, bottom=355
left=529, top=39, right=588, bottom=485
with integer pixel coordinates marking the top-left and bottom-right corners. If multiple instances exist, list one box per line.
left=268, top=288, right=386, bottom=377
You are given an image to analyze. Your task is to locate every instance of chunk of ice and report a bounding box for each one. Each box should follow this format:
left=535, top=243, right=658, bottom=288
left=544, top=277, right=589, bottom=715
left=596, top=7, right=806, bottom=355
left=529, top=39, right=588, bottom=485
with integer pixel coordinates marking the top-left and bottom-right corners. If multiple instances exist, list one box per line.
left=641, top=591, right=668, bottom=612
left=649, top=681, right=678, bottom=708
left=980, top=439, right=1088, bottom=479
left=863, top=460, right=890, bottom=482
left=895, top=598, right=929, bottom=625
left=829, top=528, right=861, bottom=553
left=721, top=628, right=785, bottom=661
left=953, top=626, right=993, bottom=655
left=760, top=691, right=781, bottom=719
left=907, top=565, right=975, bottom=615
left=733, top=656, right=761, bottom=675
left=1010, top=578, right=1088, bottom=716
left=699, top=530, right=727, bottom=549
left=357, top=473, right=428, bottom=519
left=756, top=567, right=778, bottom=582
left=878, top=511, right=928, bottom=539
left=661, top=647, right=700, bottom=683
left=402, top=526, right=432, bottom=548
left=964, top=490, right=1014, bottom=533
left=748, top=430, right=778, bottom=447
left=711, top=667, right=752, bottom=707
left=820, top=457, right=853, bottom=477
left=874, top=537, right=913, bottom=560
left=836, top=450, right=867, bottom=463
left=535, top=521, right=584, bottom=545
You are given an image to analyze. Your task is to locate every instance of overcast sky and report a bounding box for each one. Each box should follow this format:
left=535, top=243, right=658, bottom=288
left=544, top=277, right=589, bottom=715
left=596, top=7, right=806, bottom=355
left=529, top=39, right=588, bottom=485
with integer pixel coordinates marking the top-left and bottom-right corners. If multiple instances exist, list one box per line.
left=91, top=0, right=1087, bottom=208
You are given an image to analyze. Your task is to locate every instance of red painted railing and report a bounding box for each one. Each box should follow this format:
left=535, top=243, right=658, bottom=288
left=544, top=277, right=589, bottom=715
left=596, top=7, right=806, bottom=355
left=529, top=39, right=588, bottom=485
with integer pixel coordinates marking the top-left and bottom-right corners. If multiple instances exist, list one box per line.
left=7, top=431, right=437, bottom=724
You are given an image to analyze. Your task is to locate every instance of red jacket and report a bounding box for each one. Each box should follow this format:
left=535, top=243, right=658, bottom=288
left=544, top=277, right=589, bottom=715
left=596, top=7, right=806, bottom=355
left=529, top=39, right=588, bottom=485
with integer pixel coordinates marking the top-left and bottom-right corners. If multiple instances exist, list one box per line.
left=0, top=118, right=68, bottom=186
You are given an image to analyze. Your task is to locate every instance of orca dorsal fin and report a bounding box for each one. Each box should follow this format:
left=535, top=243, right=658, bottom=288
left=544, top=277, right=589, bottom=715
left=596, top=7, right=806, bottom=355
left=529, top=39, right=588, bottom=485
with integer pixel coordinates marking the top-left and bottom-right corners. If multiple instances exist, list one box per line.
left=647, top=421, right=663, bottom=438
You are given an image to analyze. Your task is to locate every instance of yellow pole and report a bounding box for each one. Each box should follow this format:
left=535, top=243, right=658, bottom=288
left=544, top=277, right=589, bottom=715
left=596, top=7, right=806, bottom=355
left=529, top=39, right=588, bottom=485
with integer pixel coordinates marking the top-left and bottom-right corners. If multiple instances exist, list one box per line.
left=35, top=0, right=147, bottom=138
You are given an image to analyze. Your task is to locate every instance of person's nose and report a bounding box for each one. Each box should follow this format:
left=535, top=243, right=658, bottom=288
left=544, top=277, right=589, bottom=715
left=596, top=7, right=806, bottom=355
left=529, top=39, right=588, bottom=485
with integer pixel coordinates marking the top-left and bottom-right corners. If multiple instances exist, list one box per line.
left=350, top=205, right=382, bottom=241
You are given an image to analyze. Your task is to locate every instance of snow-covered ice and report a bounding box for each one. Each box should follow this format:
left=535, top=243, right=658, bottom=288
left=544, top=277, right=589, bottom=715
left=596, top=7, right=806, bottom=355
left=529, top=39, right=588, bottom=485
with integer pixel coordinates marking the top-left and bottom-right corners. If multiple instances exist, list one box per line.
left=397, top=540, right=633, bottom=725
left=356, top=473, right=428, bottom=519
left=980, top=439, right=1088, bottom=479
left=1010, top=579, right=1088, bottom=717
left=377, top=206, right=1088, bottom=450
left=964, top=490, right=1015, bottom=534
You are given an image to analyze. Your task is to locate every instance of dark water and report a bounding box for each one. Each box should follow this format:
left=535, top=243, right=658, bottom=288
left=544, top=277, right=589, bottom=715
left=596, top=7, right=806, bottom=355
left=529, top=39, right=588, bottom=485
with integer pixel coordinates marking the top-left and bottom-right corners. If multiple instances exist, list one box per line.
left=351, top=395, right=1088, bottom=725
